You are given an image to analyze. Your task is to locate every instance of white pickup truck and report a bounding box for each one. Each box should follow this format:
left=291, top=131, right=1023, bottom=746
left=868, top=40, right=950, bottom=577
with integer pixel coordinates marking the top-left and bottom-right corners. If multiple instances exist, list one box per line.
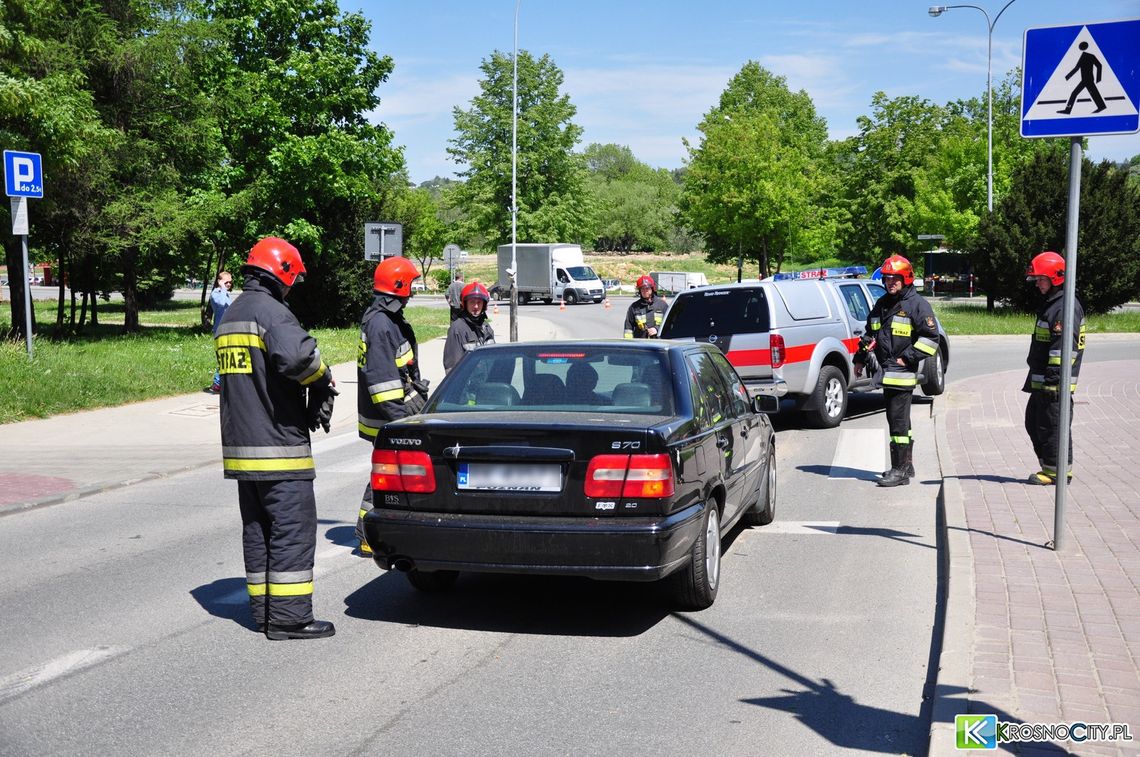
left=660, top=277, right=949, bottom=428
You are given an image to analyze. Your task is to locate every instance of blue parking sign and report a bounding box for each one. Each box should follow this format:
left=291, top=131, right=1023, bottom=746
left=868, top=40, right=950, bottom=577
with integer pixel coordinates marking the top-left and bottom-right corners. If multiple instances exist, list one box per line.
left=1021, top=18, right=1140, bottom=138
left=4, top=150, right=44, bottom=198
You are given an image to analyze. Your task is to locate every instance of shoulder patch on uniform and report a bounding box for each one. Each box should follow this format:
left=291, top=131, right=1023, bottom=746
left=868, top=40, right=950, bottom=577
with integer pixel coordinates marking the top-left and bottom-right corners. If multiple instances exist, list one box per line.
left=925, top=315, right=935, bottom=328
left=1052, top=320, right=1063, bottom=333
left=898, top=309, right=907, bottom=317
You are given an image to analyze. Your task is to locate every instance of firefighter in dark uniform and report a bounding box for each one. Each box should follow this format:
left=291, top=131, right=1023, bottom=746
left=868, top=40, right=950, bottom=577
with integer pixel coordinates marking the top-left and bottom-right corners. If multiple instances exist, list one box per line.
left=442, top=281, right=496, bottom=373
left=1023, top=251, right=1085, bottom=485
left=624, top=274, right=668, bottom=338
left=854, top=254, right=940, bottom=488
left=355, top=256, right=426, bottom=555
left=216, top=237, right=338, bottom=640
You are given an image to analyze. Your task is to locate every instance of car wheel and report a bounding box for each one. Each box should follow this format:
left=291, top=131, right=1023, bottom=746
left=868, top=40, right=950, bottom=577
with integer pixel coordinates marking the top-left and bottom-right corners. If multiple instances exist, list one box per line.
left=406, top=569, right=459, bottom=592
left=921, top=350, right=946, bottom=397
left=669, top=503, right=720, bottom=610
left=805, top=365, right=847, bottom=428
left=564, top=290, right=578, bottom=305
left=744, top=445, right=776, bottom=526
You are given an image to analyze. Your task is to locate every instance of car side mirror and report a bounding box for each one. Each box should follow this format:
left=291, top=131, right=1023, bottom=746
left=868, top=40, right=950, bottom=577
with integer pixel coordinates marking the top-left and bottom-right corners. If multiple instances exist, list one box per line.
left=752, top=395, right=779, bottom=414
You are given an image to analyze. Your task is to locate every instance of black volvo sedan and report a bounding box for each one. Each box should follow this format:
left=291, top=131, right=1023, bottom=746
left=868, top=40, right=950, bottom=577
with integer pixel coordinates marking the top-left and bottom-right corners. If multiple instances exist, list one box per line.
left=362, top=340, right=777, bottom=609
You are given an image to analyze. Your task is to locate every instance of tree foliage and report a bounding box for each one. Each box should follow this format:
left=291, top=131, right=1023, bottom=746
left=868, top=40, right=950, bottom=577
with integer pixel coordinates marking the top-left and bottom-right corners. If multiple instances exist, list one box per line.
left=583, top=143, right=680, bottom=253
left=680, top=62, right=832, bottom=276
left=973, top=150, right=1140, bottom=313
left=447, top=50, right=590, bottom=249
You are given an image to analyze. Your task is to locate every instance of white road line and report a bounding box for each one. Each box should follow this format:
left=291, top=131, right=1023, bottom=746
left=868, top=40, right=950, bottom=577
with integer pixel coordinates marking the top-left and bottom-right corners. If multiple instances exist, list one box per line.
left=830, top=428, right=888, bottom=480
left=746, top=521, right=842, bottom=534
left=0, top=646, right=128, bottom=704
left=215, top=543, right=360, bottom=606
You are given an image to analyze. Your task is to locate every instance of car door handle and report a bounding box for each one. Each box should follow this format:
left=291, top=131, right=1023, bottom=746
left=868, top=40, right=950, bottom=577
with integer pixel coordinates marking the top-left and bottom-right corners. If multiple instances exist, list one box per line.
left=853, top=329, right=863, bottom=336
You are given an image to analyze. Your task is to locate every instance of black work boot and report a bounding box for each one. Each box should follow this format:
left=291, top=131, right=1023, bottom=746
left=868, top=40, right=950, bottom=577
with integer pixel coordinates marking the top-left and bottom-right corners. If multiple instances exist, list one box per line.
left=877, top=444, right=911, bottom=487
left=905, top=441, right=915, bottom=478
left=266, top=619, right=336, bottom=640
left=878, top=442, right=898, bottom=480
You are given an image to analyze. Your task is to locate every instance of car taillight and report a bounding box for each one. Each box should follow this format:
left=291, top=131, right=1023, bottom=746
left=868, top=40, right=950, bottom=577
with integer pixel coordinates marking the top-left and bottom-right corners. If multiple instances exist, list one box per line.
left=371, top=449, right=435, bottom=493
left=585, top=454, right=674, bottom=499
left=770, top=333, right=786, bottom=368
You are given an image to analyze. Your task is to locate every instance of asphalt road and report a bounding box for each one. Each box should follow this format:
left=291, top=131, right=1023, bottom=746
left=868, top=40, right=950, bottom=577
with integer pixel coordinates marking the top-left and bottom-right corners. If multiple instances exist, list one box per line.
left=2, top=295, right=1133, bottom=756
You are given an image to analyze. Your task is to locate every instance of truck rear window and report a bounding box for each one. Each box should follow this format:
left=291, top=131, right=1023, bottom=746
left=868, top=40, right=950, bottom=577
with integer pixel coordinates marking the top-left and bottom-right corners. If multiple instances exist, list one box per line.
left=661, top=288, right=770, bottom=338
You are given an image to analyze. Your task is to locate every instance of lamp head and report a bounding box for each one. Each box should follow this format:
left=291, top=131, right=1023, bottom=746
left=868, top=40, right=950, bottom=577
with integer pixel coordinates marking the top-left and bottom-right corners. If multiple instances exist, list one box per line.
left=928, top=5, right=946, bottom=16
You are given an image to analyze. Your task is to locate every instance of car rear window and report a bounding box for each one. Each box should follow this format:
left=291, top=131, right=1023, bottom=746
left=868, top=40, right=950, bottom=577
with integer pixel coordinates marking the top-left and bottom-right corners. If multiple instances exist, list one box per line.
left=430, top=346, right=675, bottom=416
left=661, top=288, right=770, bottom=338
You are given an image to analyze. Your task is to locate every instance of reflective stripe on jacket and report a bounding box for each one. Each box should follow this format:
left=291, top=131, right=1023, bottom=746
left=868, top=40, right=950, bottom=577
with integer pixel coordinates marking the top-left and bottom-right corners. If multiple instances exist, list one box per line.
left=357, top=293, right=420, bottom=440
left=1023, top=288, right=1085, bottom=393
left=624, top=296, right=668, bottom=338
left=443, top=312, right=495, bottom=373
left=216, top=278, right=328, bottom=480
left=855, top=285, right=939, bottom=392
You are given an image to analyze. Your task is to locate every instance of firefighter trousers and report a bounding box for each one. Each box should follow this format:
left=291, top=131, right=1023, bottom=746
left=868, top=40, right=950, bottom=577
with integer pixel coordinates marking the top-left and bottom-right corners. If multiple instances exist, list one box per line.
left=238, top=479, right=318, bottom=627
left=884, top=388, right=914, bottom=448
left=1024, top=391, right=1074, bottom=476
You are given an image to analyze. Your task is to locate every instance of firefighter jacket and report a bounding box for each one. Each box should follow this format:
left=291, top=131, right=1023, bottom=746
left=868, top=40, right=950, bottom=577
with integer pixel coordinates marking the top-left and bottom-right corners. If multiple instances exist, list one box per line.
left=357, top=292, right=421, bottom=440
left=1022, top=287, right=1085, bottom=394
left=443, top=310, right=496, bottom=373
left=216, top=275, right=331, bottom=480
left=855, top=284, right=939, bottom=391
left=624, top=295, right=668, bottom=338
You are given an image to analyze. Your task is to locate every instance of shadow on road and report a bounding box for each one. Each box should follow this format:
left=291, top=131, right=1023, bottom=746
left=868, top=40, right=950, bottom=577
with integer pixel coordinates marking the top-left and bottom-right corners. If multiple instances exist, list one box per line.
left=342, top=570, right=669, bottom=637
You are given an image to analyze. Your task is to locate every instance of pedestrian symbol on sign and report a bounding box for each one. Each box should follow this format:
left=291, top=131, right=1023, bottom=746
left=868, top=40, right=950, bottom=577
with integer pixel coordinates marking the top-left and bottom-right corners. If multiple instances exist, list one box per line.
left=1023, top=27, right=1136, bottom=121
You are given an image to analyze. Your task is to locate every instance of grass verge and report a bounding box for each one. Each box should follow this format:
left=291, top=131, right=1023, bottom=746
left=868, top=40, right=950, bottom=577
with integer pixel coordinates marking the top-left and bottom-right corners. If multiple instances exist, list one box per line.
left=0, top=299, right=449, bottom=424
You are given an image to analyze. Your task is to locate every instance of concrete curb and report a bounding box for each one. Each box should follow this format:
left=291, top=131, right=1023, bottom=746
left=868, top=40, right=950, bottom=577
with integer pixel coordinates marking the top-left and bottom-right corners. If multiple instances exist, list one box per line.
left=928, top=393, right=977, bottom=756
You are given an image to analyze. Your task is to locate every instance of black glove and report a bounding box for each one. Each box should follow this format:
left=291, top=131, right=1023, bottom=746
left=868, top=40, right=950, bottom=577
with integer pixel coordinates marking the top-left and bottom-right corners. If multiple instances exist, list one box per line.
left=864, top=351, right=880, bottom=378
left=403, top=378, right=430, bottom=415
left=307, top=383, right=339, bottom=433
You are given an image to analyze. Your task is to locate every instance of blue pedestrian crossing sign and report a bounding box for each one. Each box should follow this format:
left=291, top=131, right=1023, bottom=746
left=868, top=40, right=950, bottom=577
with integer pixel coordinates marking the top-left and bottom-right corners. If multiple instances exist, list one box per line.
left=3, top=150, right=44, bottom=198
left=1021, top=18, right=1140, bottom=138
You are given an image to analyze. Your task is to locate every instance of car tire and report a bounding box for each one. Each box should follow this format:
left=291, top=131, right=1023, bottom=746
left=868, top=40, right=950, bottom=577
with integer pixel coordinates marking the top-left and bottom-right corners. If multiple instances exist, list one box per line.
left=805, top=365, right=847, bottom=428
left=921, top=350, right=946, bottom=397
left=669, top=503, right=720, bottom=610
left=564, top=290, right=578, bottom=305
left=744, top=445, right=776, bottom=527
left=406, top=569, right=459, bottom=592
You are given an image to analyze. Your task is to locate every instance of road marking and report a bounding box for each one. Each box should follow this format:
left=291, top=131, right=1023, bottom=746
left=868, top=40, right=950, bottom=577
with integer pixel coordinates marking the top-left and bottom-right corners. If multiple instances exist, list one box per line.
left=318, top=458, right=370, bottom=475
left=0, top=646, right=128, bottom=704
left=748, top=521, right=841, bottom=534
left=313, top=432, right=368, bottom=455
left=830, top=428, right=887, bottom=480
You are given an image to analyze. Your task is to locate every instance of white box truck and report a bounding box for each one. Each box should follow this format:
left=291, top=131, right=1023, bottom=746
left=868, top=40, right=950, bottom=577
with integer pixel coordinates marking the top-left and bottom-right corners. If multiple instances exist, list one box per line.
left=493, top=243, right=605, bottom=304
left=650, top=271, right=709, bottom=293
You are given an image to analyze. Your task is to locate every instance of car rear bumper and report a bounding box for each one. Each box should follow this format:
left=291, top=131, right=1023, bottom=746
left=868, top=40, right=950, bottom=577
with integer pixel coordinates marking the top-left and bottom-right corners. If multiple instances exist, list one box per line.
left=746, top=378, right=788, bottom=398
left=362, top=503, right=705, bottom=581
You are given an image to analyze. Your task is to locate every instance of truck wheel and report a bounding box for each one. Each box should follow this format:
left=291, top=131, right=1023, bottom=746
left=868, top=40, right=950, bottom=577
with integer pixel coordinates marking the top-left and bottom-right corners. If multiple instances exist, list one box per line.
left=921, top=350, right=946, bottom=396
left=564, top=290, right=578, bottom=305
left=542, top=297, right=552, bottom=305
left=805, top=365, right=847, bottom=428
left=668, top=503, right=720, bottom=610
left=519, top=292, right=530, bottom=304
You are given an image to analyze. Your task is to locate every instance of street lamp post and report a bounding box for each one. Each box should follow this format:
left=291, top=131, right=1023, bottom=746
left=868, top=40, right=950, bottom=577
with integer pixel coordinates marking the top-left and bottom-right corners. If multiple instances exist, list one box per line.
left=929, top=0, right=1017, bottom=213
left=509, top=0, right=521, bottom=342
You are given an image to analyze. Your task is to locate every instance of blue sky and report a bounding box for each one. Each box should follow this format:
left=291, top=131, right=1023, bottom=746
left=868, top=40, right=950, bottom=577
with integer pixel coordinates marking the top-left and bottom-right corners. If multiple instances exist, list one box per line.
left=352, top=1, right=1140, bottom=184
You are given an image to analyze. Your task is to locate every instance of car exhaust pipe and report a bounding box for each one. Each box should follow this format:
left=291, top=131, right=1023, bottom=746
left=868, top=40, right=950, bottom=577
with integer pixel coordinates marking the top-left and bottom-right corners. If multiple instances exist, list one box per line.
left=391, top=557, right=414, bottom=572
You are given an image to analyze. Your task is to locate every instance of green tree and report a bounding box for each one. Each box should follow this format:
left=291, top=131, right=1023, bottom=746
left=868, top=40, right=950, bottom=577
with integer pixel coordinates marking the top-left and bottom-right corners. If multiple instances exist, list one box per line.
left=583, top=143, right=680, bottom=253
left=390, top=185, right=449, bottom=283
left=973, top=150, right=1140, bottom=313
left=448, top=50, right=590, bottom=249
left=680, top=62, right=831, bottom=276
left=833, top=92, right=949, bottom=266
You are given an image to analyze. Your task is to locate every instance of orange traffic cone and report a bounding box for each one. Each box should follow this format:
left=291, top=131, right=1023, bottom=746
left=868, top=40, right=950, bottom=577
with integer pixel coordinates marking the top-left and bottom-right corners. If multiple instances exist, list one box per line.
left=603, top=299, right=612, bottom=310
left=559, top=298, right=566, bottom=311
left=492, top=302, right=499, bottom=315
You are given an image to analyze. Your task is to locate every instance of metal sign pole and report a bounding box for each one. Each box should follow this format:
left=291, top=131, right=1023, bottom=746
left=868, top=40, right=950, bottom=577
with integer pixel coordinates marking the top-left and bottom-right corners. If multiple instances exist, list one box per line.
left=21, top=230, right=33, bottom=358
left=1053, top=136, right=1082, bottom=552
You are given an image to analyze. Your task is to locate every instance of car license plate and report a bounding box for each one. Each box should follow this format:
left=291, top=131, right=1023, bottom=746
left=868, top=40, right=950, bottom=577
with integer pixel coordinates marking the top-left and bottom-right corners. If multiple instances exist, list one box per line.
left=457, top=463, right=562, bottom=492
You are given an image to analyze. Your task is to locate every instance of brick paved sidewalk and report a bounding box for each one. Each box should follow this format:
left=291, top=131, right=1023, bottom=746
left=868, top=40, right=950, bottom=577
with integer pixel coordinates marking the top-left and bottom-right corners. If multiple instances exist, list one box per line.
left=931, top=359, right=1140, bottom=756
